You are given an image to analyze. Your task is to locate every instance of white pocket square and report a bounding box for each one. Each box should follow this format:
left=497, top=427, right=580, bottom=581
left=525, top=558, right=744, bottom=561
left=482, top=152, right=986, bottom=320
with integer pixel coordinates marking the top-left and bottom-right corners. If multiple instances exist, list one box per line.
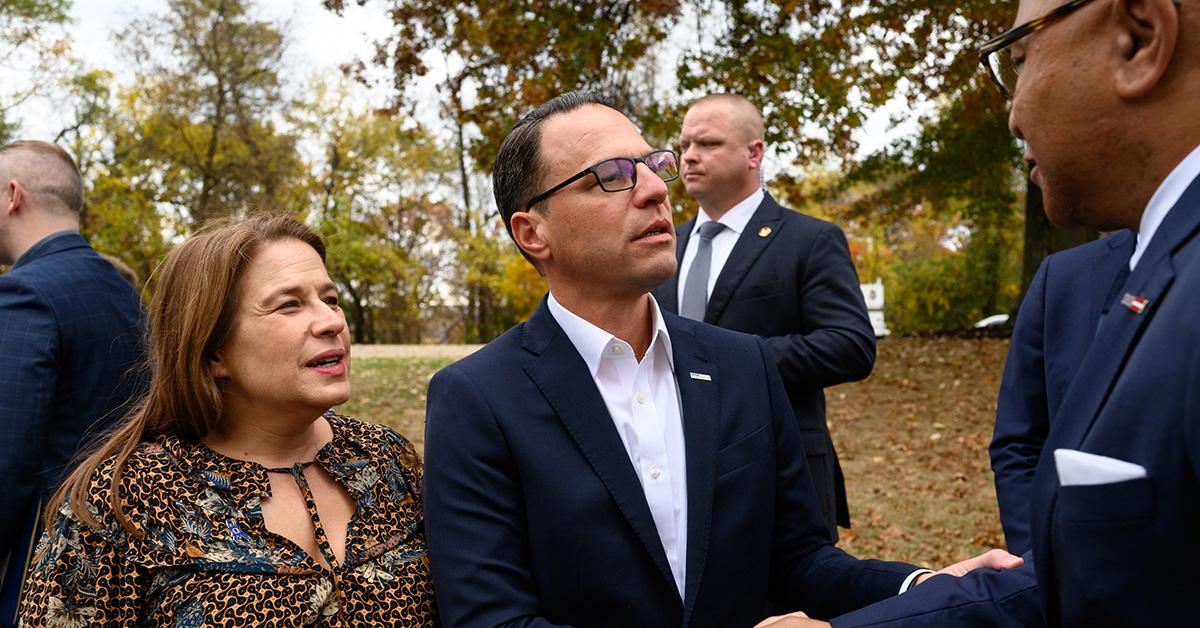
left=1054, top=448, right=1147, bottom=487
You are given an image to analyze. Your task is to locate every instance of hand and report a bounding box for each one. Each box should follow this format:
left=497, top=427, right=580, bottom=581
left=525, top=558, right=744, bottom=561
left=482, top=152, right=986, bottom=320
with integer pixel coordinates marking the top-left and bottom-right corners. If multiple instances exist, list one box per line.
left=916, top=548, right=1024, bottom=585
left=754, top=611, right=829, bottom=628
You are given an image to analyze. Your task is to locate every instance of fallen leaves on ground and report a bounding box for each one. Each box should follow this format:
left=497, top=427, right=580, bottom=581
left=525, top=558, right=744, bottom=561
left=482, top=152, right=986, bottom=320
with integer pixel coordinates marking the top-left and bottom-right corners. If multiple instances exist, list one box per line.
left=833, top=336, right=1009, bottom=567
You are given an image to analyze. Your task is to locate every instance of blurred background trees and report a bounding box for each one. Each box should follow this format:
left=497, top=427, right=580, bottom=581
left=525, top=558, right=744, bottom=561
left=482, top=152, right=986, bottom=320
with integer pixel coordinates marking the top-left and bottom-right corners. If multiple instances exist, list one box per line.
left=2, top=0, right=1092, bottom=338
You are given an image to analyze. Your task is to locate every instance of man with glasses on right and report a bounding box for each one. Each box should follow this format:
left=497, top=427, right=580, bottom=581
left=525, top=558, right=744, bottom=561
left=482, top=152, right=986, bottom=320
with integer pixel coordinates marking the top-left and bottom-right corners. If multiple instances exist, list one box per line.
left=769, top=0, right=1200, bottom=626
left=988, top=0, right=1199, bottom=624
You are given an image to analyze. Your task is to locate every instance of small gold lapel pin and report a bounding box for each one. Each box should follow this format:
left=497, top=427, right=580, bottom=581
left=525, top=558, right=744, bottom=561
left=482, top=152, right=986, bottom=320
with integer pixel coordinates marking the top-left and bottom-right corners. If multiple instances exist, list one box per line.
left=758, top=226, right=772, bottom=238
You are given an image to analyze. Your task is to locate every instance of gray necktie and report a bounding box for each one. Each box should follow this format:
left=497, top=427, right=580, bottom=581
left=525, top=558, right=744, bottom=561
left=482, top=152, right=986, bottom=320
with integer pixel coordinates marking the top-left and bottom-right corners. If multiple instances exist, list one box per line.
left=680, top=221, right=727, bottom=320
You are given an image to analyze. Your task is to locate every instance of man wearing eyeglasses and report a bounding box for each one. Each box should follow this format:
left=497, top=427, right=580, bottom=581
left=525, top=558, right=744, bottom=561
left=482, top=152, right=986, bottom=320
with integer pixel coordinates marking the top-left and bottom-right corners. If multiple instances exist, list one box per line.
left=992, top=0, right=1200, bottom=625
left=766, top=0, right=1200, bottom=626
left=422, top=91, right=1021, bottom=627
left=652, top=95, right=875, bottom=542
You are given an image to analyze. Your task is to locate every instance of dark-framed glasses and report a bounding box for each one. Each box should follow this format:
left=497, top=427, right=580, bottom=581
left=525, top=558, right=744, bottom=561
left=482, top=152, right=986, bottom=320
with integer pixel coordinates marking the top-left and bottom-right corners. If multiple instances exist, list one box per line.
left=978, top=0, right=1100, bottom=98
left=524, top=149, right=679, bottom=210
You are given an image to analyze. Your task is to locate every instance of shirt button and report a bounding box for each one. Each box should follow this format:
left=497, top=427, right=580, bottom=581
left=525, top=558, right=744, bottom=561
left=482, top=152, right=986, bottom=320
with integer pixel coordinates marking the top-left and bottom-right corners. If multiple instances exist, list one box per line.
left=611, top=344, right=623, bottom=354
left=635, top=391, right=647, bottom=404
left=649, top=465, right=661, bottom=480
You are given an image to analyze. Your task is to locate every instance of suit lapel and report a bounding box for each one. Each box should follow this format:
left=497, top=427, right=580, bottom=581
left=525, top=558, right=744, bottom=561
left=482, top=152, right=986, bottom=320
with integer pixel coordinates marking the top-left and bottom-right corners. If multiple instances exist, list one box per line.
left=1090, top=231, right=1134, bottom=324
left=667, top=318, right=720, bottom=625
left=1048, top=257, right=1174, bottom=453
left=659, top=217, right=695, bottom=316
left=1049, top=178, right=1200, bottom=453
left=1034, top=176, right=1200, bottom=611
left=704, top=195, right=783, bottom=323
left=521, top=300, right=677, bottom=592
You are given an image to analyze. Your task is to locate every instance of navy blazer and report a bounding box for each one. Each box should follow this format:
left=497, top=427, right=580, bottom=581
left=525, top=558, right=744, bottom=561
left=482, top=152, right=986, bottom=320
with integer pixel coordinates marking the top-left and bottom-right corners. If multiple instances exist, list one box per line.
left=825, top=235, right=1136, bottom=627
left=830, top=554, right=1042, bottom=627
left=0, top=232, right=146, bottom=618
left=423, top=298, right=913, bottom=627
left=653, top=193, right=875, bottom=534
left=990, top=231, right=1134, bottom=555
left=1029, top=173, right=1200, bottom=626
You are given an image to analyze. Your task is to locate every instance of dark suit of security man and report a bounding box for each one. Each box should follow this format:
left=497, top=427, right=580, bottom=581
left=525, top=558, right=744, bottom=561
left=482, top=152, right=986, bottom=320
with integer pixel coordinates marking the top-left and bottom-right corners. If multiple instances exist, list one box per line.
left=653, top=94, right=874, bottom=538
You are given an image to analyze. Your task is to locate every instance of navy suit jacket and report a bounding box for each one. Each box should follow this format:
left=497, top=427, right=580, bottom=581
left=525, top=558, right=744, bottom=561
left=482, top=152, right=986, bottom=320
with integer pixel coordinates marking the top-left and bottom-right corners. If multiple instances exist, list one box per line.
left=0, top=232, right=146, bottom=619
left=653, top=193, right=875, bottom=534
left=1028, top=173, right=1200, bottom=625
left=822, top=235, right=1137, bottom=627
left=830, top=555, right=1041, bottom=627
left=423, top=298, right=913, bottom=627
left=990, top=231, right=1134, bottom=555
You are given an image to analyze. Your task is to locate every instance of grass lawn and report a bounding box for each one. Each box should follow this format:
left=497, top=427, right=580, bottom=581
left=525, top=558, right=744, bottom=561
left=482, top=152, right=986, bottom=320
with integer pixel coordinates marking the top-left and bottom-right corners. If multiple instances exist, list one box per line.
left=339, top=336, right=1011, bottom=567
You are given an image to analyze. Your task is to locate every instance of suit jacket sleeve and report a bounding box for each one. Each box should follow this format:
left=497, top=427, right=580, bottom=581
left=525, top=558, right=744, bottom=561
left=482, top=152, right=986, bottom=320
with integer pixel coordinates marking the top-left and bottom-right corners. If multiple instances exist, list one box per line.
left=423, top=365, right=570, bottom=628
left=764, top=223, right=876, bottom=388
left=989, top=260, right=1050, bottom=555
left=761, top=337, right=914, bottom=618
left=828, top=553, right=1043, bottom=627
left=0, top=275, right=58, bottom=554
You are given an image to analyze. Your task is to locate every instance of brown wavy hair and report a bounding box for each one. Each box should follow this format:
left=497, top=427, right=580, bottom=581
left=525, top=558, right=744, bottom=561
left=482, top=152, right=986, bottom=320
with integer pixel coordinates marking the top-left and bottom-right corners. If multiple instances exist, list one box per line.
left=45, top=213, right=326, bottom=535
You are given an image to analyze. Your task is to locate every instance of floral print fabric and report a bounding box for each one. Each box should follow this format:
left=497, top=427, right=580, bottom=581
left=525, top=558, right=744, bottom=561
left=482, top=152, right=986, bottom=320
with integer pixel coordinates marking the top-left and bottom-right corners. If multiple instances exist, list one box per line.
left=17, top=412, right=437, bottom=627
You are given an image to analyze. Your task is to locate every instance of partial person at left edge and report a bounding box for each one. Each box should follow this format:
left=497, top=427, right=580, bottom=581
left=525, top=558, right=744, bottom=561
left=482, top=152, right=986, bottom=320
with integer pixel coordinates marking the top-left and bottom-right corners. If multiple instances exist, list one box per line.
left=0, top=140, right=148, bottom=624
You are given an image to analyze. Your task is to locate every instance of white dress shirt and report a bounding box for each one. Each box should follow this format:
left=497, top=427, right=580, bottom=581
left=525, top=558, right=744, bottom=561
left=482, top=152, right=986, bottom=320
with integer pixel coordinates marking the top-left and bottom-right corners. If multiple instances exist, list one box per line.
left=548, top=292, right=928, bottom=596
left=547, top=293, right=689, bottom=597
left=677, top=188, right=765, bottom=313
left=1130, top=142, right=1200, bottom=270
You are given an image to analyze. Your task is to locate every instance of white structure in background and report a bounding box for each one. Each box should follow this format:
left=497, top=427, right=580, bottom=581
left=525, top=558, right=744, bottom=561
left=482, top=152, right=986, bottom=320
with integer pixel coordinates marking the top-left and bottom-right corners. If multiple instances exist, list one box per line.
left=859, top=280, right=891, bottom=337
left=974, top=314, right=1011, bottom=329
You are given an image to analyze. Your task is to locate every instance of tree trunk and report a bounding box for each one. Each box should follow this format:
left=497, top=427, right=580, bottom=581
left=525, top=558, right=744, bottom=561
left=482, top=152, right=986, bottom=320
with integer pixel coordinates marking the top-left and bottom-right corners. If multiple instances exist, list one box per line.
left=447, top=79, right=481, bottom=342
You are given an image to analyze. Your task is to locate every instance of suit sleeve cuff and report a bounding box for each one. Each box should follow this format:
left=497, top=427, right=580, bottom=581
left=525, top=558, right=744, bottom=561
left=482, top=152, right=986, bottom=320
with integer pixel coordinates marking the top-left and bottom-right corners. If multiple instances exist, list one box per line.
left=899, top=569, right=935, bottom=594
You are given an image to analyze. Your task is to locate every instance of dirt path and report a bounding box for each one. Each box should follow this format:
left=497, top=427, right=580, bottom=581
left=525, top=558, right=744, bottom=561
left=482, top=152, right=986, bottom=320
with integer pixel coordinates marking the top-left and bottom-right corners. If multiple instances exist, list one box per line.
left=352, top=344, right=484, bottom=359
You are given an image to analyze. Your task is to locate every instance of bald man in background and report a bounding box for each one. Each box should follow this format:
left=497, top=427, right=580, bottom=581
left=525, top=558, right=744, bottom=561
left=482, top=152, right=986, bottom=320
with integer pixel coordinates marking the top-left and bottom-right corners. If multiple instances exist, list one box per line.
left=654, top=95, right=875, bottom=539
left=0, top=141, right=146, bottom=622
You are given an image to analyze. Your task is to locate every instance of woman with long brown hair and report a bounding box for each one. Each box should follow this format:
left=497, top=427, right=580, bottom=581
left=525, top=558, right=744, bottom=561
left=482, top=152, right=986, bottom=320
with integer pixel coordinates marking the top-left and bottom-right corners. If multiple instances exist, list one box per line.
left=18, top=214, right=436, bottom=626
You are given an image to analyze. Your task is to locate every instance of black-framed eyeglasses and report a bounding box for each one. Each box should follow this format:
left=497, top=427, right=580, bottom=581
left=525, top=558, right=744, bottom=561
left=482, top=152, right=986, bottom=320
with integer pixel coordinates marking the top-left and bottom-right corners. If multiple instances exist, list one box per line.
left=978, top=0, right=1100, bottom=99
left=524, top=149, right=679, bottom=210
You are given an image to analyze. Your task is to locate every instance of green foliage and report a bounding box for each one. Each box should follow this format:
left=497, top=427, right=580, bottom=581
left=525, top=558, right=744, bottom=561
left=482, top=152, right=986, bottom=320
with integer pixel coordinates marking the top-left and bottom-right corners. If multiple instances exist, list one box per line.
left=0, top=0, right=72, bottom=138
left=884, top=253, right=979, bottom=334
left=5, top=1, right=1048, bottom=338
left=449, top=212, right=527, bottom=342
left=827, top=1, right=1078, bottom=320
left=82, top=171, right=173, bottom=290
left=118, top=0, right=305, bottom=226
left=0, top=0, right=70, bottom=22
left=495, top=251, right=546, bottom=324
left=881, top=211, right=1021, bottom=334
left=671, top=1, right=870, bottom=159
left=328, top=0, right=681, bottom=173
left=838, top=89, right=1020, bottom=225
left=301, top=77, right=459, bottom=343
left=40, top=69, right=174, bottom=286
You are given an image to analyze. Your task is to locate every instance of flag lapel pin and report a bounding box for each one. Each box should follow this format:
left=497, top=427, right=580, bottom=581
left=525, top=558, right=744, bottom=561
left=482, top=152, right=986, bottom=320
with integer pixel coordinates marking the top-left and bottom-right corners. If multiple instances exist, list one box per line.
left=689, top=372, right=712, bottom=382
left=1120, top=292, right=1149, bottom=314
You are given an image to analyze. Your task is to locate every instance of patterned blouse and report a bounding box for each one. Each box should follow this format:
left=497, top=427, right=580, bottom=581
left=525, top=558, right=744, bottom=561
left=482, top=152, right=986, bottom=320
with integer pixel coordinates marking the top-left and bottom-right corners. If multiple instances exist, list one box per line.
left=18, top=412, right=438, bottom=627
